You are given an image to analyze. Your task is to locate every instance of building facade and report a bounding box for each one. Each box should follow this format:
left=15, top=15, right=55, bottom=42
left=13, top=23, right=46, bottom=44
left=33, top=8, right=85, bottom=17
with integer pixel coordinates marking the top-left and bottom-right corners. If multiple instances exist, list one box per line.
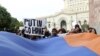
left=41, top=0, right=89, bottom=32
left=89, top=0, right=100, bottom=34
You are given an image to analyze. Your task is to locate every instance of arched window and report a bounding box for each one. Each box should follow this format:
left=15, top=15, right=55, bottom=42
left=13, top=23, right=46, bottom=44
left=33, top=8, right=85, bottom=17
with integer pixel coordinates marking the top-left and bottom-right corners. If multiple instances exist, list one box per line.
left=60, top=20, right=67, bottom=30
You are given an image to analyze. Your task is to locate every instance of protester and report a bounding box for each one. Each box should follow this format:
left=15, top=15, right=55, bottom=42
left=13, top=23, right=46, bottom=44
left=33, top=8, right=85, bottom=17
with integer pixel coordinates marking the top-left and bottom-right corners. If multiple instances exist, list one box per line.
left=87, top=27, right=97, bottom=34
left=58, top=28, right=67, bottom=37
left=58, top=28, right=67, bottom=34
left=21, top=29, right=29, bottom=39
left=17, top=30, right=22, bottom=36
left=68, top=24, right=82, bottom=35
left=82, top=20, right=89, bottom=32
left=43, top=30, right=51, bottom=38
left=22, top=29, right=25, bottom=37
left=72, top=24, right=82, bottom=33
left=51, top=28, right=58, bottom=37
left=42, top=27, right=51, bottom=38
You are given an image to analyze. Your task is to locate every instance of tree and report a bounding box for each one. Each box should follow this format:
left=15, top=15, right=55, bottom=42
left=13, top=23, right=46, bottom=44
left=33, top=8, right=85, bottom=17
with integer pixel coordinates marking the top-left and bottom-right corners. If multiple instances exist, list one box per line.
left=0, top=5, right=12, bottom=30
left=10, top=17, right=20, bottom=32
left=19, top=21, right=23, bottom=26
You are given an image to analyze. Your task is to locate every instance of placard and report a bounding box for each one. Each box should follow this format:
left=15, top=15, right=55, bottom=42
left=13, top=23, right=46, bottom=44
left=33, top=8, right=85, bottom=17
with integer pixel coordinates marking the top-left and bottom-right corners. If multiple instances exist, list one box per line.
left=24, top=19, right=46, bottom=36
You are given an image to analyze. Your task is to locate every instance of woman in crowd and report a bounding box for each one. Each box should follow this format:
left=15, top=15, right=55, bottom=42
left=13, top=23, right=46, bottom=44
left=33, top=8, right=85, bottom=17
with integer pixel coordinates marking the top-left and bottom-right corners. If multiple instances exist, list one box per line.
left=69, top=24, right=82, bottom=34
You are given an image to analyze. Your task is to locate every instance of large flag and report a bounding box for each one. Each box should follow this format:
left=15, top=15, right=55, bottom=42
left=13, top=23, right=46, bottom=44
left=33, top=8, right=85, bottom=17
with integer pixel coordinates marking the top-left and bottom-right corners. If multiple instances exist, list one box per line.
left=0, top=32, right=99, bottom=56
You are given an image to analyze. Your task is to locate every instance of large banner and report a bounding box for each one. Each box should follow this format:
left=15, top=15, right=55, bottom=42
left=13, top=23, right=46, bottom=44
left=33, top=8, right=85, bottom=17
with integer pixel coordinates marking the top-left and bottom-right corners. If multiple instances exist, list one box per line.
left=24, top=19, right=46, bottom=36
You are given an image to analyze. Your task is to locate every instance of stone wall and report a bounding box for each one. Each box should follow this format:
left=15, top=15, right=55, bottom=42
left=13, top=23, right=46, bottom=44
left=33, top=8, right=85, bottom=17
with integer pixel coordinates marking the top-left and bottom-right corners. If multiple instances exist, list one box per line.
left=89, top=0, right=100, bottom=34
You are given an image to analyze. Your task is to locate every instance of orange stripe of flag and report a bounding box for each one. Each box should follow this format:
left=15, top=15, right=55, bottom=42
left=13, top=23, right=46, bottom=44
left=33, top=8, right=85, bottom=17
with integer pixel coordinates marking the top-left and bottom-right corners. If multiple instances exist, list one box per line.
left=64, top=33, right=100, bottom=55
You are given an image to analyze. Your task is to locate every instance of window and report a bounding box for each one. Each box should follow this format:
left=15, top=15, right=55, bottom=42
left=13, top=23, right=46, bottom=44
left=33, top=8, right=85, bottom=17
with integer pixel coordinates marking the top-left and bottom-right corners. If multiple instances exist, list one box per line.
left=60, top=20, right=67, bottom=30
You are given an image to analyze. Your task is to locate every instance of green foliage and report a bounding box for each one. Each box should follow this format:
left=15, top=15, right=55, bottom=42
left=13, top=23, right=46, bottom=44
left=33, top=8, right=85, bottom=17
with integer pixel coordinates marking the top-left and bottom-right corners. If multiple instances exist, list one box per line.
left=10, top=17, right=20, bottom=31
left=0, top=5, right=11, bottom=30
left=0, top=5, right=22, bottom=33
left=19, top=21, right=23, bottom=26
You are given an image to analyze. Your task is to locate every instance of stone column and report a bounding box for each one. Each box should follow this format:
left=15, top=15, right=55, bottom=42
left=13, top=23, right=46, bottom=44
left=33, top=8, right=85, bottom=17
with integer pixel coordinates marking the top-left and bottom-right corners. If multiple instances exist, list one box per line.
left=89, top=0, right=100, bottom=34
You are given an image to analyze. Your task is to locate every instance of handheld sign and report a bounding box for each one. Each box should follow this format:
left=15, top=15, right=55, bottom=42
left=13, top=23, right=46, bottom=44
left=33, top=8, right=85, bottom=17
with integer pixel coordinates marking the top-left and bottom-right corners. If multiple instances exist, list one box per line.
left=24, top=19, right=46, bottom=36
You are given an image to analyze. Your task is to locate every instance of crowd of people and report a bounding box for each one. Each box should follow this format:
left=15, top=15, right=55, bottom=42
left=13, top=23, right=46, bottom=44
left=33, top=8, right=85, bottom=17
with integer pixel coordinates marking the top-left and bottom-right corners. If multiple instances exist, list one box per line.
left=68, top=20, right=97, bottom=34
left=17, top=27, right=67, bottom=40
left=17, top=20, right=97, bottom=40
left=68, top=24, right=97, bottom=34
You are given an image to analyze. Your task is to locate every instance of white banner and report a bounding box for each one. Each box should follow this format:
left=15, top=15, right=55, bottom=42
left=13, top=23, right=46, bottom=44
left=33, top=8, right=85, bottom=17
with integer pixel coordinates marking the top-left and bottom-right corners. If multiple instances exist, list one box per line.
left=24, top=19, right=46, bottom=36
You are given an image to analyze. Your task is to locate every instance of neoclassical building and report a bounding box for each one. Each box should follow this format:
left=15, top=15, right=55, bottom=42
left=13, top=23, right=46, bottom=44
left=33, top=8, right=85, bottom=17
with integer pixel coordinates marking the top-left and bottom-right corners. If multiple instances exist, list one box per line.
left=39, top=0, right=89, bottom=32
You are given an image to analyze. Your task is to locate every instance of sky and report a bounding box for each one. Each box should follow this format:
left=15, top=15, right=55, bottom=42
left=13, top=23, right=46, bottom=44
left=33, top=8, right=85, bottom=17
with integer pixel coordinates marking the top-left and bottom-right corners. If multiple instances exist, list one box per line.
left=0, top=0, right=64, bottom=21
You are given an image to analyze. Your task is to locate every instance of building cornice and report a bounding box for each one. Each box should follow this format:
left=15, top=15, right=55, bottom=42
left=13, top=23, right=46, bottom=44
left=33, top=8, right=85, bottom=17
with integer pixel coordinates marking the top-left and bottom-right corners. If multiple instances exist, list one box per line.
left=36, top=10, right=89, bottom=19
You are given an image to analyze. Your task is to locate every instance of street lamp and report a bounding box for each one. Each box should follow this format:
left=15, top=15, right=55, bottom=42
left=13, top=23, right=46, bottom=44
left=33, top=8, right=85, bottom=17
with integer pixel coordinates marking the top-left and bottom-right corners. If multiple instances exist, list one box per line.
left=53, top=18, right=56, bottom=28
left=76, top=13, right=77, bottom=18
left=76, top=8, right=78, bottom=23
left=48, top=22, right=51, bottom=28
left=54, top=23, right=56, bottom=28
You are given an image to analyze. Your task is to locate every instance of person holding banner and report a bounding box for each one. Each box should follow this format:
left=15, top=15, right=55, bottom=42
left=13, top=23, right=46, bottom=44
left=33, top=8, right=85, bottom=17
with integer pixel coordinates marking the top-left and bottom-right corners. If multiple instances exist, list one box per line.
left=43, top=30, right=51, bottom=38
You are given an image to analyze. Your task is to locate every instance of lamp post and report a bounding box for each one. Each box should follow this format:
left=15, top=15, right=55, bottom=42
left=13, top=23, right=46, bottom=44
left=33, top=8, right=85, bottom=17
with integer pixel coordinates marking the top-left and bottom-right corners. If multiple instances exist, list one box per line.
left=71, top=20, right=73, bottom=29
left=48, top=22, right=51, bottom=28
left=53, top=18, right=56, bottom=28
left=76, top=13, right=78, bottom=23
